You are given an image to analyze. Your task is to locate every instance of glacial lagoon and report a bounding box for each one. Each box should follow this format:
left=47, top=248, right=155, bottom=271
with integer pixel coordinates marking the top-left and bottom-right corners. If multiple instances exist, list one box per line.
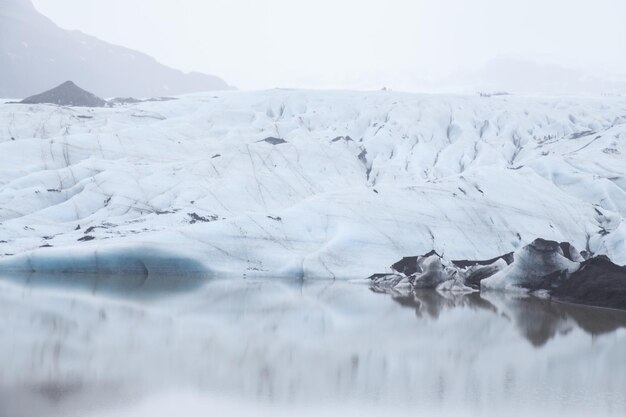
left=1, top=275, right=625, bottom=417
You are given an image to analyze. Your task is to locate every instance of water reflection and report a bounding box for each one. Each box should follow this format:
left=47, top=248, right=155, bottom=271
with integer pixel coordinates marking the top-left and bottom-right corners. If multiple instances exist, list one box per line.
left=379, top=288, right=626, bottom=346
left=375, top=288, right=497, bottom=318
left=0, top=271, right=205, bottom=300
left=0, top=276, right=625, bottom=417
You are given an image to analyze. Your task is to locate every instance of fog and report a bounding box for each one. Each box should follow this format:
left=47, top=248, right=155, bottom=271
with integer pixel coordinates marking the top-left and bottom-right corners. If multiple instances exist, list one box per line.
left=26, top=0, right=626, bottom=93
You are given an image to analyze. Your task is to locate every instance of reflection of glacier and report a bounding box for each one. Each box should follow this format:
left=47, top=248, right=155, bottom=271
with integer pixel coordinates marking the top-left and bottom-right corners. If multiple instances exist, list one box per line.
left=1, top=91, right=625, bottom=277
left=0, top=279, right=625, bottom=417
left=380, top=287, right=626, bottom=346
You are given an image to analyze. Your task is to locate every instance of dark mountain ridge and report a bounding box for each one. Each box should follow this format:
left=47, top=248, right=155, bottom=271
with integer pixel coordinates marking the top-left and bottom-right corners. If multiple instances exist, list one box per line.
left=0, top=0, right=232, bottom=98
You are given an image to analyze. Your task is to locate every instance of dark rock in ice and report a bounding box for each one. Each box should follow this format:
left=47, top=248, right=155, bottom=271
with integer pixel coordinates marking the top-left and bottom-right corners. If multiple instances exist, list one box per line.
left=450, top=253, right=514, bottom=289
left=78, top=236, right=95, bottom=242
left=391, top=250, right=439, bottom=276
left=543, top=256, right=626, bottom=310
left=84, top=226, right=105, bottom=234
left=559, top=241, right=586, bottom=261
left=259, top=137, right=287, bottom=145
left=371, top=237, right=626, bottom=310
left=569, top=130, right=596, bottom=139
left=463, top=263, right=507, bottom=290
left=358, top=148, right=368, bottom=164
left=331, top=135, right=354, bottom=142
left=188, top=212, right=218, bottom=224
left=412, top=255, right=455, bottom=289
left=373, top=250, right=467, bottom=291
left=21, top=81, right=106, bottom=107
left=368, top=273, right=391, bottom=280
left=211, top=154, right=221, bottom=159
left=154, top=209, right=177, bottom=215
left=451, top=253, right=514, bottom=269
left=370, top=273, right=410, bottom=289
left=391, top=256, right=419, bottom=276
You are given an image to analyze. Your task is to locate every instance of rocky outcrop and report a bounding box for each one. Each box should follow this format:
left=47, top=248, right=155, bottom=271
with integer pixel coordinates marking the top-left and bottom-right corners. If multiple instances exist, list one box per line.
left=371, top=238, right=626, bottom=310
left=20, top=81, right=106, bottom=107
left=540, top=256, right=626, bottom=309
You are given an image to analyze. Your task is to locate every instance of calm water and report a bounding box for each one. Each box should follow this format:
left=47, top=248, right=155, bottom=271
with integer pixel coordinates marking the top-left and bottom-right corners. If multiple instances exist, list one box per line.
left=1, top=274, right=625, bottom=417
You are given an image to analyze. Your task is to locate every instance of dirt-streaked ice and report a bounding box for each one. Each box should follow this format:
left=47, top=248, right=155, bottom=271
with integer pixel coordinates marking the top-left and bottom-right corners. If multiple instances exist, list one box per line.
left=0, top=90, right=625, bottom=277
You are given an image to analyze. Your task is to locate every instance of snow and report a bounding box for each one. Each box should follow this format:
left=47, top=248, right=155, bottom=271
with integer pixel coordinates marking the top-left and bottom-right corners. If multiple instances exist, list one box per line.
left=0, top=90, right=625, bottom=277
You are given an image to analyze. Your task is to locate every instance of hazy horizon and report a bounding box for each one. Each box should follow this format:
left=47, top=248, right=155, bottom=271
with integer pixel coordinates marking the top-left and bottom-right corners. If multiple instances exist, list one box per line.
left=30, top=0, right=626, bottom=93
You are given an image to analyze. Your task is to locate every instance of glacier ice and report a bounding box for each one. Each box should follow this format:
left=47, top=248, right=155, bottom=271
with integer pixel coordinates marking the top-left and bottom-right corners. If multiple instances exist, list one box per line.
left=0, top=90, right=625, bottom=278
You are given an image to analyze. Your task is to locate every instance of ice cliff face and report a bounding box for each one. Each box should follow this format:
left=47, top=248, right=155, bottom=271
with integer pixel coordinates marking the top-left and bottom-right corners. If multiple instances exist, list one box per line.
left=0, top=90, right=625, bottom=277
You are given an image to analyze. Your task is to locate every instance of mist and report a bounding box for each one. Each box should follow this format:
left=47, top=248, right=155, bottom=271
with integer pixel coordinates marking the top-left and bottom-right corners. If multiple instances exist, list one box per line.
left=30, top=0, right=626, bottom=93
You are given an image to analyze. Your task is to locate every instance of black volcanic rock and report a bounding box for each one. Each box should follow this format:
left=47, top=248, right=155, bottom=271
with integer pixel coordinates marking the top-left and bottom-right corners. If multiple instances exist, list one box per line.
left=391, top=250, right=439, bottom=276
left=391, top=256, right=419, bottom=276
left=451, top=252, right=514, bottom=269
left=21, top=81, right=106, bottom=107
left=548, top=256, right=626, bottom=310
left=371, top=238, right=626, bottom=310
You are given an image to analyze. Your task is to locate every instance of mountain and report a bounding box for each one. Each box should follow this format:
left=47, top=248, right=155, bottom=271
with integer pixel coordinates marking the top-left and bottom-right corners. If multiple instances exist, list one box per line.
left=0, top=0, right=231, bottom=98
left=0, top=90, right=624, bottom=278
left=21, top=80, right=106, bottom=107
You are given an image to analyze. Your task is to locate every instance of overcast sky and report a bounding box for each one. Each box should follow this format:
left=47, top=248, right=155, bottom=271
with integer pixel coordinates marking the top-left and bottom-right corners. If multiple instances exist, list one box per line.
left=31, top=0, right=626, bottom=91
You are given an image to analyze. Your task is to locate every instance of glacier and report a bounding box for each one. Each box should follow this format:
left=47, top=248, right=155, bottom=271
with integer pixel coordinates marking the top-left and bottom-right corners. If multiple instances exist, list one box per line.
left=0, top=90, right=625, bottom=278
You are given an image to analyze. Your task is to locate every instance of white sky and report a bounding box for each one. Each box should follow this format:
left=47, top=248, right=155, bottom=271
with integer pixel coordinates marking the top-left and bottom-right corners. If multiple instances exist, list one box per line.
left=31, top=0, right=626, bottom=91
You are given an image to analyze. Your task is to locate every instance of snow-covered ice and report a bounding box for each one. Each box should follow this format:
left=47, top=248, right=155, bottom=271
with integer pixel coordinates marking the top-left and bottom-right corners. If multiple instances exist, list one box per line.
left=0, top=90, right=625, bottom=277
